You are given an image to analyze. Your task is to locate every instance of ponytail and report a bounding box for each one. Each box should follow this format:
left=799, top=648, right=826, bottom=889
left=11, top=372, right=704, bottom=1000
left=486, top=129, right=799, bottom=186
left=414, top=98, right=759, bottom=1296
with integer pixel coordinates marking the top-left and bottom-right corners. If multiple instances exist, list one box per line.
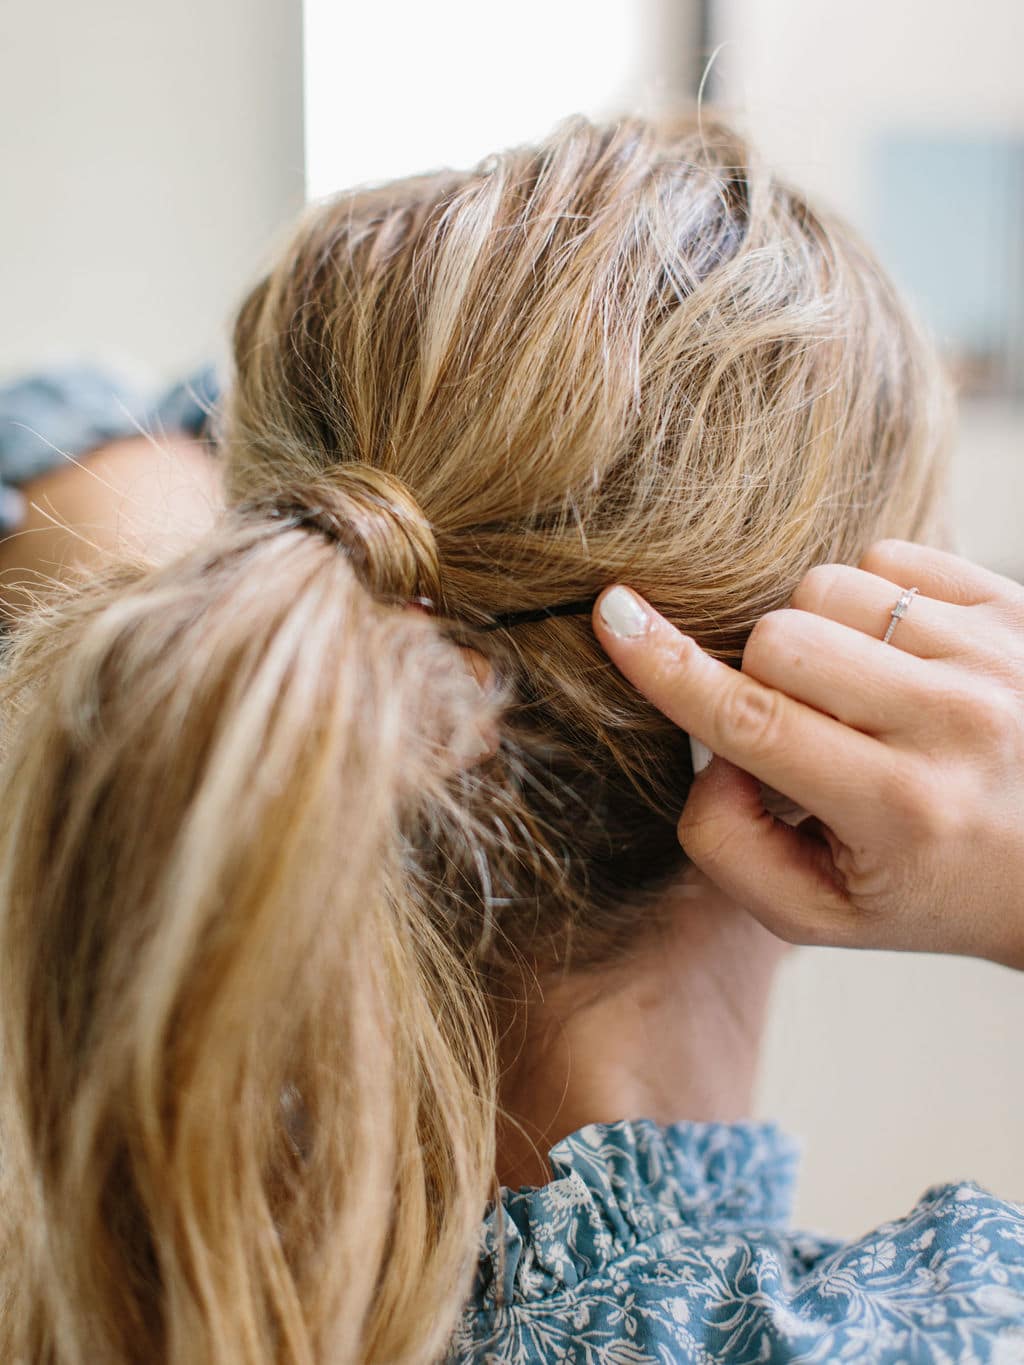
left=0, top=503, right=497, bottom=1362
left=0, top=107, right=953, bottom=1362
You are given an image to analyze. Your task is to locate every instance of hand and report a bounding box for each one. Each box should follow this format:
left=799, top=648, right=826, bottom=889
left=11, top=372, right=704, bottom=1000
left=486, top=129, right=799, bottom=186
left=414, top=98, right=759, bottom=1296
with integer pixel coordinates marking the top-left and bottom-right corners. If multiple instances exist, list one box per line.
left=593, top=541, right=1024, bottom=971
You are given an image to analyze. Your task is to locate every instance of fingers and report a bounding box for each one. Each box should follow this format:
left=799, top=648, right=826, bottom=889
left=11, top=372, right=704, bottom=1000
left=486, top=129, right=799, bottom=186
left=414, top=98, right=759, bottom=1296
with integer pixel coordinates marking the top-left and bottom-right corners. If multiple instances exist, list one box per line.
left=677, top=759, right=857, bottom=944
left=740, top=606, right=938, bottom=733
left=860, top=539, right=1020, bottom=608
left=593, top=586, right=890, bottom=832
left=788, top=563, right=963, bottom=659
left=787, top=545, right=1024, bottom=680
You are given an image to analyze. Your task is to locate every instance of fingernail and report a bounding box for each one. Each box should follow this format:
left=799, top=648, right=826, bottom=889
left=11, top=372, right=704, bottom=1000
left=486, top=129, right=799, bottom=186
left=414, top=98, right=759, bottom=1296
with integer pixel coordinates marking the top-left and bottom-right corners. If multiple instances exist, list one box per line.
left=598, top=586, right=649, bottom=639
left=690, top=737, right=713, bottom=775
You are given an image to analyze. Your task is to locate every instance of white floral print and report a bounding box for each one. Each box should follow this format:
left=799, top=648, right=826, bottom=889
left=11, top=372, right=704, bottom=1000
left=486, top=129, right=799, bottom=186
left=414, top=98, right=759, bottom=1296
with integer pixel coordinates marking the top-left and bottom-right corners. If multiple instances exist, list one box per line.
left=447, top=1120, right=1024, bottom=1363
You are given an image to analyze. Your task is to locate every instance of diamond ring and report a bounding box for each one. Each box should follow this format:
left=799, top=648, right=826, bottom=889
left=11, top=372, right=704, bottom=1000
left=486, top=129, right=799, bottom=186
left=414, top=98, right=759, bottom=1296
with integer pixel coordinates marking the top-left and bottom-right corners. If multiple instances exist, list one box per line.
left=882, top=586, right=920, bottom=645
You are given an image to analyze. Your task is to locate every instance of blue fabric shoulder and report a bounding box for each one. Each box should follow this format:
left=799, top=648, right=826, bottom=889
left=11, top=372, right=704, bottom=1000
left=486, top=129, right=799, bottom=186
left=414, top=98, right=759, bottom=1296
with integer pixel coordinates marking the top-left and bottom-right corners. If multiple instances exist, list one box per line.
left=0, top=362, right=220, bottom=533
left=449, top=1119, right=1024, bottom=1363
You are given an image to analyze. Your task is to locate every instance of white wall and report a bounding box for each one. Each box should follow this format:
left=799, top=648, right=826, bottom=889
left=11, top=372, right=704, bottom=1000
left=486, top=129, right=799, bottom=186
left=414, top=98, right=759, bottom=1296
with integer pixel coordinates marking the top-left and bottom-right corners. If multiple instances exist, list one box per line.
left=710, top=0, right=1024, bottom=1236
left=711, top=0, right=1024, bottom=222
left=712, top=0, right=1024, bottom=581
left=0, top=0, right=306, bottom=384
left=304, top=0, right=691, bottom=198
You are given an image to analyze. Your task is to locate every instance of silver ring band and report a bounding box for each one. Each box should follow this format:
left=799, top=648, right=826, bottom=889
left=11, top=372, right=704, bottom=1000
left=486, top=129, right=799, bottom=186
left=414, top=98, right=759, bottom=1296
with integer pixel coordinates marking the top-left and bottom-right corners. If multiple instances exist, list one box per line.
left=882, top=586, right=920, bottom=645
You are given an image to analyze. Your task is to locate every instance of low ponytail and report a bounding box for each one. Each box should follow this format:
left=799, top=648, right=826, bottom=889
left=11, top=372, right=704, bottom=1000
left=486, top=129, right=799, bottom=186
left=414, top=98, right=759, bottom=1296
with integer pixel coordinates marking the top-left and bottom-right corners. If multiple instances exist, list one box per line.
left=0, top=496, right=498, bottom=1362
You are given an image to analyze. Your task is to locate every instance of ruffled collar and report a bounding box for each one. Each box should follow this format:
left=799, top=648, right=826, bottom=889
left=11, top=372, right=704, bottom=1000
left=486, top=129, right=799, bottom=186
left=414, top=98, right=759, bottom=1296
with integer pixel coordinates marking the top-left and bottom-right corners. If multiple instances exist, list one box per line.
left=473, top=1118, right=800, bottom=1306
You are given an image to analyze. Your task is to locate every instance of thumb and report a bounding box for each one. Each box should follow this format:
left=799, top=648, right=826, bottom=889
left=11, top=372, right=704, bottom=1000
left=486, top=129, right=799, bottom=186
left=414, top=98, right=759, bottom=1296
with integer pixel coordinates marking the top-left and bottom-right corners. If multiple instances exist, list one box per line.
left=680, top=758, right=854, bottom=946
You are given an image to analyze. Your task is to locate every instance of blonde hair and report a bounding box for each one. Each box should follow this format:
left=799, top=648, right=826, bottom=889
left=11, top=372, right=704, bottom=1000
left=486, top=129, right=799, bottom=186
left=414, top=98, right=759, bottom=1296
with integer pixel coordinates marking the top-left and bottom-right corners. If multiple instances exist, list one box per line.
left=0, top=113, right=949, bottom=1362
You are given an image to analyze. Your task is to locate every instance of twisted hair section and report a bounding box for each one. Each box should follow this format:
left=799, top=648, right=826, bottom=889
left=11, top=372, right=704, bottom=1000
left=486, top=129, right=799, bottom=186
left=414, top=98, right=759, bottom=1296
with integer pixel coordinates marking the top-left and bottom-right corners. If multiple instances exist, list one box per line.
left=0, top=112, right=950, bottom=1361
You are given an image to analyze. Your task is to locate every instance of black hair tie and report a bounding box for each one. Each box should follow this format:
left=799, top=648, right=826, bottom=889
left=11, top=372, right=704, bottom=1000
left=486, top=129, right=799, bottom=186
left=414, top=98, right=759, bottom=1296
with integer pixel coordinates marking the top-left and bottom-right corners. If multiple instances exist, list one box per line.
left=480, top=596, right=599, bottom=631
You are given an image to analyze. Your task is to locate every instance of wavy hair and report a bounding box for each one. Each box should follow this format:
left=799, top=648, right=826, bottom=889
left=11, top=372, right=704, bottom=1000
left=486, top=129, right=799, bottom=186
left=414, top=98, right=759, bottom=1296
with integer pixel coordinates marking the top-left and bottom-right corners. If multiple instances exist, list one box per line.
left=0, top=113, right=949, bottom=1362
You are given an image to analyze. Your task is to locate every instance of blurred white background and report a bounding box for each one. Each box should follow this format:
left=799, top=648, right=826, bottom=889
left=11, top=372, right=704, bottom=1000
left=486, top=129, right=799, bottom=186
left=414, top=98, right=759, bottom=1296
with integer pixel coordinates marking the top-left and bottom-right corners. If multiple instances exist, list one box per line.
left=706, top=0, right=1024, bottom=1236
left=1, top=0, right=1021, bottom=1238
left=0, top=0, right=305, bottom=381
left=304, top=0, right=663, bottom=197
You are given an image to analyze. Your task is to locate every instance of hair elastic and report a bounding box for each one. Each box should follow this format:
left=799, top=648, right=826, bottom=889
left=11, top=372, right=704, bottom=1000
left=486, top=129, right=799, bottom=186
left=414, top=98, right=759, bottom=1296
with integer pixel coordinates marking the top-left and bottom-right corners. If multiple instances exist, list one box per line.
left=408, top=595, right=598, bottom=630
left=480, top=597, right=599, bottom=630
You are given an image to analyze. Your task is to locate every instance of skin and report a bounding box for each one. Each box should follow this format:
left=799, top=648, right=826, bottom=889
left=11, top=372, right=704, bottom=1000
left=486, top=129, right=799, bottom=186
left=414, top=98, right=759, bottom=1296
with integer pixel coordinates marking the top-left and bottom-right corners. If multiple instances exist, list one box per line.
left=496, top=876, right=786, bottom=1188
left=3, top=463, right=1021, bottom=1187
left=0, top=434, right=222, bottom=615
left=592, top=541, right=1024, bottom=972
left=504, top=540, right=1024, bottom=1185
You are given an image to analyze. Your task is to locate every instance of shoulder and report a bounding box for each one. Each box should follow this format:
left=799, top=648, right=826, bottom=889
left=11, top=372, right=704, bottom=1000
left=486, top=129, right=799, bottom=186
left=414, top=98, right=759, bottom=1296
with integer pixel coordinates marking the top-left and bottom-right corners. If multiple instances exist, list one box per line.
left=451, top=1182, right=1024, bottom=1363
left=0, top=360, right=221, bottom=490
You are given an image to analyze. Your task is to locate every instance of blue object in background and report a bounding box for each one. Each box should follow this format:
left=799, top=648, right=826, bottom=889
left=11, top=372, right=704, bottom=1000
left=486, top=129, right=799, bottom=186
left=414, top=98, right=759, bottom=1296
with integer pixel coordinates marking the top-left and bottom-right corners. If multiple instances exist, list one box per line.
left=0, top=362, right=221, bottom=534
left=870, top=132, right=1024, bottom=397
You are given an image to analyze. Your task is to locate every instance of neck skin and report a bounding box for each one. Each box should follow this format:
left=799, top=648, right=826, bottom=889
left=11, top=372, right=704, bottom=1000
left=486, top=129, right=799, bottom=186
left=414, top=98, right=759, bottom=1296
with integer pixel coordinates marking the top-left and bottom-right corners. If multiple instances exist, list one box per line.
left=495, top=870, right=788, bottom=1189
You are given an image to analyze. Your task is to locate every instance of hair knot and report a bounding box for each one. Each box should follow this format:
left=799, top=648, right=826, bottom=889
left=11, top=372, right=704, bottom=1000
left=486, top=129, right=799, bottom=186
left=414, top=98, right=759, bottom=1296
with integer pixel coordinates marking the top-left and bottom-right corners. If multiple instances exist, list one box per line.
left=256, top=463, right=441, bottom=603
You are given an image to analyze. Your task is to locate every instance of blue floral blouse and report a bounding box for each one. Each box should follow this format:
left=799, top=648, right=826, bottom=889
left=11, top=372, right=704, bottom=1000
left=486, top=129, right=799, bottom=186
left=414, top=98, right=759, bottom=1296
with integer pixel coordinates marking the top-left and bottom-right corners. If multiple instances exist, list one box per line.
left=448, top=1120, right=1024, bottom=1363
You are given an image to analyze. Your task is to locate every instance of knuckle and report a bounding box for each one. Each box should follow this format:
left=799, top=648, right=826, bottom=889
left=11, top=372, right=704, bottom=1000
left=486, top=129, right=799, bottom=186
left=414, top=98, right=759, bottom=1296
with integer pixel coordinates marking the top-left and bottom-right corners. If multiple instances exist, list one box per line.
left=677, top=785, right=747, bottom=866
left=676, top=816, right=743, bottom=886
left=926, top=677, right=1010, bottom=745
left=875, top=764, right=919, bottom=823
left=676, top=801, right=727, bottom=860
left=967, top=685, right=1021, bottom=754
left=647, top=636, right=703, bottom=711
left=742, top=610, right=793, bottom=673
left=790, top=562, right=847, bottom=615
left=876, top=761, right=944, bottom=843
left=860, top=538, right=908, bottom=577
left=918, top=678, right=973, bottom=730
left=716, top=679, right=786, bottom=757
left=653, top=631, right=698, bottom=687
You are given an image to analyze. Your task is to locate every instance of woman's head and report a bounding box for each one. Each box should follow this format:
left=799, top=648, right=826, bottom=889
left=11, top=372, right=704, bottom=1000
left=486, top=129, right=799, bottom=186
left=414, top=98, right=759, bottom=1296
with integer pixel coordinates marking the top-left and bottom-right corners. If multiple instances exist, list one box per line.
left=0, top=112, right=949, bottom=1363
left=225, top=111, right=948, bottom=962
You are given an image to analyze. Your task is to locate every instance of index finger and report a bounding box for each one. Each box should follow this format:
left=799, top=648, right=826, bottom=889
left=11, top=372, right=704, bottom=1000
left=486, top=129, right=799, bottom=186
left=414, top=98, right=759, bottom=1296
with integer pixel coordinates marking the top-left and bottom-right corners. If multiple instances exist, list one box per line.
left=593, top=585, right=891, bottom=833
